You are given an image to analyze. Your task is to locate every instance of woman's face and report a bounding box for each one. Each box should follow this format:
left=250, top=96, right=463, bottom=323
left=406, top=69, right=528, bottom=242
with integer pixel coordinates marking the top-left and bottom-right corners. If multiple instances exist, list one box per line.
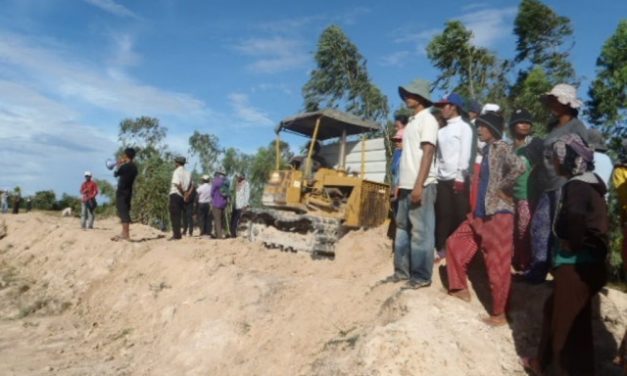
left=513, top=122, right=532, bottom=137
left=477, top=124, right=494, bottom=143
left=546, top=96, right=571, bottom=117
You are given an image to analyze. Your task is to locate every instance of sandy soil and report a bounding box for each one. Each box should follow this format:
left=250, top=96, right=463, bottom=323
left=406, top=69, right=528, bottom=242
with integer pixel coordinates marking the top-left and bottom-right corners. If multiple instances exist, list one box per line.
left=0, top=212, right=625, bottom=375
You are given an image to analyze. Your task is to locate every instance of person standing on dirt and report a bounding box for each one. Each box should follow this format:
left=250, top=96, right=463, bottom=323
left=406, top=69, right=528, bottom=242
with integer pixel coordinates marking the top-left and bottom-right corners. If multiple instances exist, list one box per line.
left=182, top=181, right=197, bottom=237
left=230, top=174, right=250, bottom=238
left=521, top=134, right=608, bottom=375
left=196, top=174, right=213, bottom=236
left=211, top=171, right=228, bottom=239
left=446, top=112, right=526, bottom=327
left=433, top=93, right=473, bottom=263
left=11, top=188, right=21, bottom=214
left=80, top=171, right=99, bottom=229
left=383, top=79, right=438, bottom=289
left=168, top=156, right=192, bottom=241
left=1, top=190, right=8, bottom=214
left=112, top=147, right=138, bottom=241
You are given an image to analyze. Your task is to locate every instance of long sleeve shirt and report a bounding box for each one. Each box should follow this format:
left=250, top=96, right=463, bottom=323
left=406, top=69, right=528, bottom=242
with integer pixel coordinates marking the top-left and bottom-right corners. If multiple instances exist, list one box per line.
left=235, top=180, right=250, bottom=209
left=436, top=116, right=473, bottom=182
left=80, top=180, right=99, bottom=203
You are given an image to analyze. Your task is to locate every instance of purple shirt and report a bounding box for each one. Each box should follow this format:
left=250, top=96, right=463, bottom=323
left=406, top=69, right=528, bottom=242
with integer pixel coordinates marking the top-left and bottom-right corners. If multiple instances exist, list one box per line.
left=211, top=175, right=228, bottom=209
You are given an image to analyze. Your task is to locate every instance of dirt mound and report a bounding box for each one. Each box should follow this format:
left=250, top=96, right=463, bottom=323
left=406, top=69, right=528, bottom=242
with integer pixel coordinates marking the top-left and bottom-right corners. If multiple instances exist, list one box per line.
left=0, top=212, right=625, bottom=375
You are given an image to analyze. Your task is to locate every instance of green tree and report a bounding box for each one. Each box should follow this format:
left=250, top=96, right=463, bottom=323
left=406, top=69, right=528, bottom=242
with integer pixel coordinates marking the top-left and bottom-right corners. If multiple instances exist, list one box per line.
left=32, top=190, right=56, bottom=210
left=94, top=179, right=116, bottom=204
left=510, top=66, right=553, bottom=135
left=117, top=117, right=172, bottom=228
left=57, top=193, right=81, bottom=213
left=222, top=147, right=252, bottom=177
left=303, top=25, right=389, bottom=122
left=426, top=20, right=501, bottom=101
left=586, top=20, right=627, bottom=138
left=513, top=0, right=576, bottom=83
left=188, top=131, right=221, bottom=175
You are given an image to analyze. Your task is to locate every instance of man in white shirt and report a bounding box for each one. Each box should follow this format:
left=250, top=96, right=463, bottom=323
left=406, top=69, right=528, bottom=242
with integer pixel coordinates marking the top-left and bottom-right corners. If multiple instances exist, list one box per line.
left=384, top=79, right=439, bottom=289
left=433, top=93, right=473, bottom=261
left=196, top=174, right=213, bottom=236
left=230, top=174, right=250, bottom=237
left=169, top=156, right=192, bottom=240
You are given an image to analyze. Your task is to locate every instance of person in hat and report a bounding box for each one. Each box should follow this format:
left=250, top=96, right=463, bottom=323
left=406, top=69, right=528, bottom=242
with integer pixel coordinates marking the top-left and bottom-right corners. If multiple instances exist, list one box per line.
left=112, top=147, right=138, bottom=241
left=433, top=93, right=474, bottom=262
left=168, top=156, right=192, bottom=240
left=527, top=83, right=590, bottom=283
left=588, top=128, right=613, bottom=188
left=446, top=112, right=526, bottom=326
left=522, top=133, right=608, bottom=375
left=383, top=79, right=438, bottom=289
left=196, top=174, right=213, bottom=236
left=211, top=171, right=229, bottom=239
left=509, top=109, right=544, bottom=271
left=80, top=171, right=99, bottom=229
left=230, top=174, right=250, bottom=237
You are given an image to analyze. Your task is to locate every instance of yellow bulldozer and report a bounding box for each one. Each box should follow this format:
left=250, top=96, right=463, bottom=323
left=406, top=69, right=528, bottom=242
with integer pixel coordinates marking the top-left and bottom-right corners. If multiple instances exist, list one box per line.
left=239, top=109, right=390, bottom=257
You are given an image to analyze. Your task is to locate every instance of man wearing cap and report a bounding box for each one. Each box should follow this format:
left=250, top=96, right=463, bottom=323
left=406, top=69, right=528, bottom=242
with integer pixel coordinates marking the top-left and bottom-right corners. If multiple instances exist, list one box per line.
left=80, top=171, right=99, bottom=229
left=384, top=79, right=438, bottom=289
left=527, top=83, right=590, bottom=283
left=197, top=174, right=213, bottom=236
left=113, top=148, right=138, bottom=241
left=169, top=156, right=192, bottom=240
left=588, top=128, right=613, bottom=188
left=446, top=112, right=526, bottom=326
left=509, top=109, right=544, bottom=272
left=433, top=93, right=474, bottom=261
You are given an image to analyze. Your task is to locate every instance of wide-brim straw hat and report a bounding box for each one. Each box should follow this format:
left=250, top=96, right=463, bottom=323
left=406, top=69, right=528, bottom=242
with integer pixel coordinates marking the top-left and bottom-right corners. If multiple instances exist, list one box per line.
left=542, top=83, right=583, bottom=109
left=398, top=79, right=432, bottom=106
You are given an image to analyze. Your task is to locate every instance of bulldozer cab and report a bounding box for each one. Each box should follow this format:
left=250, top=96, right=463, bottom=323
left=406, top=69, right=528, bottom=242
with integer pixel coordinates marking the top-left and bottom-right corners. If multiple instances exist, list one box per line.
left=275, top=109, right=381, bottom=177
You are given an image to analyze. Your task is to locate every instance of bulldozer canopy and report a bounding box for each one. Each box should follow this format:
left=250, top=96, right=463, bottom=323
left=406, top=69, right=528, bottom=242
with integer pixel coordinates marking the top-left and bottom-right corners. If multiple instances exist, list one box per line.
left=276, top=109, right=380, bottom=141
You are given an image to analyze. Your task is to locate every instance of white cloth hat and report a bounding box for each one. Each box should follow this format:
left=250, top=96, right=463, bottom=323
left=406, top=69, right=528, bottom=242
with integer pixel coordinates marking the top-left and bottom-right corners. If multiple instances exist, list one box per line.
left=543, top=83, right=582, bottom=109
left=84, top=171, right=92, bottom=176
left=201, top=174, right=210, bottom=181
left=481, top=103, right=501, bottom=114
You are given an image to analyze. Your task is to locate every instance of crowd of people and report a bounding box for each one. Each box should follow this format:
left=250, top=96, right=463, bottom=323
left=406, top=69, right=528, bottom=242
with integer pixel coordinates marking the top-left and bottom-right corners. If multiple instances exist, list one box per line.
left=387, top=79, right=626, bottom=374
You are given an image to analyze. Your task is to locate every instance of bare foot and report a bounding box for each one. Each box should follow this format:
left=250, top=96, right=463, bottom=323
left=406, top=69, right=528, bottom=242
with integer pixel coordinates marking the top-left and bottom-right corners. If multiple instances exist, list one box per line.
left=448, top=289, right=471, bottom=302
left=482, top=314, right=507, bottom=327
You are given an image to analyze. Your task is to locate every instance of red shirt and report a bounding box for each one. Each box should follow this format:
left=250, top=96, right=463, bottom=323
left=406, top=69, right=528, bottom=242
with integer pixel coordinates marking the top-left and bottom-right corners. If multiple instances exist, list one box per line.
left=80, top=180, right=99, bottom=202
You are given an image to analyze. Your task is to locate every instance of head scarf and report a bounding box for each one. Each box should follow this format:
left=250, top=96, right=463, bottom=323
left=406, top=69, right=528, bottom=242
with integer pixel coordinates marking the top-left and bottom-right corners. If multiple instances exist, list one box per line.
left=552, top=133, right=594, bottom=176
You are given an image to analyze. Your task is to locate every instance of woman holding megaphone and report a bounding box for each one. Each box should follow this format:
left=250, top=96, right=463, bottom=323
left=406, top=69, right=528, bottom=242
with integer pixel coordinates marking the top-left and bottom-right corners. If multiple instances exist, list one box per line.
left=111, top=148, right=138, bottom=241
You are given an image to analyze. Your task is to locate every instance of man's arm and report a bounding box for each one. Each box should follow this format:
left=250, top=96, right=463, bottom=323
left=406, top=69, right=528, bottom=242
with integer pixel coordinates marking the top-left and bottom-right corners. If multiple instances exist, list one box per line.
left=411, top=143, right=435, bottom=204
left=456, top=122, right=473, bottom=182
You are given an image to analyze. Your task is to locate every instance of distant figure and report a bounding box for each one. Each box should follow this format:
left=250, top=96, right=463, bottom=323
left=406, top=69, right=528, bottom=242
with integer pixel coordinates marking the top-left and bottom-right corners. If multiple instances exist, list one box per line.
left=112, top=147, right=138, bottom=241
left=182, top=181, right=197, bottom=237
left=26, top=198, right=32, bottom=212
left=196, top=175, right=213, bottom=236
left=0, top=191, right=7, bottom=214
left=290, top=140, right=329, bottom=175
left=12, top=190, right=21, bottom=214
left=211, top=171, right=229, bottom=239
left=80, top=171, right=99, bottom=229
left=230, top=174, right=250, bottom=237
left=168, top=156, right=192, bottom=241
left=61, top=207, right=73, bottom=217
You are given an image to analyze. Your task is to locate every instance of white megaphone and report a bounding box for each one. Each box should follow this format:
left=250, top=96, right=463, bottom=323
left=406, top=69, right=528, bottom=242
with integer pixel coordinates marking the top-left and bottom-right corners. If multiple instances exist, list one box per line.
left=105, top=159, right=117, bottom=170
